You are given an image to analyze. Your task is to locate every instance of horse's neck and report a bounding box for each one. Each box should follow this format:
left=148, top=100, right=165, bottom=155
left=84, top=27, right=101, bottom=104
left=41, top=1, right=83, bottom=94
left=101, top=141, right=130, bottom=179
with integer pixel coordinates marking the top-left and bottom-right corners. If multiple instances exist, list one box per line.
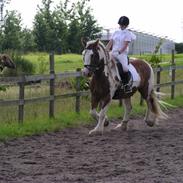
left=99, top=45, right=118, bottom=84
left=104, top=53, right=117, bottom=77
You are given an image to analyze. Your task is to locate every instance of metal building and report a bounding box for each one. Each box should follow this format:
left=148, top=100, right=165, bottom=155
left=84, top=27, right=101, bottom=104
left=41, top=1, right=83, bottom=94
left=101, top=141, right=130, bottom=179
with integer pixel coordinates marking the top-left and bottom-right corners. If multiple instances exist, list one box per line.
left=101, top=29, right=175, bottom=54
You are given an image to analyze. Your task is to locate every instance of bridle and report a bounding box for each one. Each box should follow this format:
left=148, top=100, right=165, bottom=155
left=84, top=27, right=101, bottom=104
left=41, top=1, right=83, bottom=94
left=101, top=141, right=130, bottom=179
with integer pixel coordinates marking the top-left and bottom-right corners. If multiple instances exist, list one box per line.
left=83, top=44, right=109, bottom=74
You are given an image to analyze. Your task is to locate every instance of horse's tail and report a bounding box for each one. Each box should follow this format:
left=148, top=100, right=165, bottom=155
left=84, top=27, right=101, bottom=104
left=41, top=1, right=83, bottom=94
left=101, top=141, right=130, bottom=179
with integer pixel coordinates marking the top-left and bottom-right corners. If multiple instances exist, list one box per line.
left=149, top=89, right=168, bottom=119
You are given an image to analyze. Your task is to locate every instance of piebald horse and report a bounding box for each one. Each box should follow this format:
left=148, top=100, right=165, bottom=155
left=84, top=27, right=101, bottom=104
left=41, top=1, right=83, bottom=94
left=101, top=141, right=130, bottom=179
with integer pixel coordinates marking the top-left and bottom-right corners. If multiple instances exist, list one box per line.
left=82, top=39, right=167, bottom=135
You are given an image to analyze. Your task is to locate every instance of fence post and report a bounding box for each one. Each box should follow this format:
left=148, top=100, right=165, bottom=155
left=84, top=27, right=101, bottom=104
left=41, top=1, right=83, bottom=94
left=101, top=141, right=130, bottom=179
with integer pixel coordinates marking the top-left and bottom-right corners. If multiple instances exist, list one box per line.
left=171, top=49, right=175, bottom=99
left=75, top=68, right=81, bottom=113
left=156, top=65, right=161, bottom=93
left=49, top=52, right=55, bottom=118
left=18, top=75, right=25, bottom=123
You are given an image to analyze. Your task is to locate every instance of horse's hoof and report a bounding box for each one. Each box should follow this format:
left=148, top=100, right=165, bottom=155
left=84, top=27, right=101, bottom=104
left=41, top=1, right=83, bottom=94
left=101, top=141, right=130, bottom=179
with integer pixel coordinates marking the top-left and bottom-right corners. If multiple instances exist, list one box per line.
left=145, top=120, right=155, bottom=127
left=121, top=123, right=127, bottom=131
left=104, top=119, right=109, bottom=127
left=113, top=122, right=127, bottom=131
left=113, top=123, right=122, bottom=130
left=89, top=129, right=103, bottom=136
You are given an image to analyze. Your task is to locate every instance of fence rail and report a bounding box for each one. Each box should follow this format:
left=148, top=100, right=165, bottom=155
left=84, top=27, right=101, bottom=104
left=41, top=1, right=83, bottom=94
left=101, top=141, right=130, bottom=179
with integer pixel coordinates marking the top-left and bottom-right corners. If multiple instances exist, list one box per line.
left=0, top=51, right=183, bottom=123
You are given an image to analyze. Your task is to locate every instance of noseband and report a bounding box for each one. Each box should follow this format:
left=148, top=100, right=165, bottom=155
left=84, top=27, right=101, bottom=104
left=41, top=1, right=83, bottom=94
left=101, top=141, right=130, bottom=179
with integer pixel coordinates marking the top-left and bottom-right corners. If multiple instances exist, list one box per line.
left=84, top=60, right=106, bottom=73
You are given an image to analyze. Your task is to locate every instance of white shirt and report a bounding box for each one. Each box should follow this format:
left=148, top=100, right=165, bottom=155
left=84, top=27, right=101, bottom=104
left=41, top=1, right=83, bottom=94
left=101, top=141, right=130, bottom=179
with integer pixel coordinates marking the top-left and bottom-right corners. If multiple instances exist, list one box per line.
left=111, top=29, right=136, bottom=53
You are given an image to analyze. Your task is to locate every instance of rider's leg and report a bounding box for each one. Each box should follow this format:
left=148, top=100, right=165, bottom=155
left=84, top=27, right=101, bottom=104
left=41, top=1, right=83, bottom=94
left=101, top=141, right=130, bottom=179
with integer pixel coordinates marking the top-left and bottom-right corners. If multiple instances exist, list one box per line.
left=117, top=53, right=132, bottom=92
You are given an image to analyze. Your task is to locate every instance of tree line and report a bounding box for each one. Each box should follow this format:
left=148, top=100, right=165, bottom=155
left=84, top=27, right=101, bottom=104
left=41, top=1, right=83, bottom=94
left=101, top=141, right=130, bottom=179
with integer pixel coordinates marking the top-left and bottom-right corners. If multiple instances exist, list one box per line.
left=175, top=43, right=183, bottom=53
left=0, top=0, right=102, bottom=54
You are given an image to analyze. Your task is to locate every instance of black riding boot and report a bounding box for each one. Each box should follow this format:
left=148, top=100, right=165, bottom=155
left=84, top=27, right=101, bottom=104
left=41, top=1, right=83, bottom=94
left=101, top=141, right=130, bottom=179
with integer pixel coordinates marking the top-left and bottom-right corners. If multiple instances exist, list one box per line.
left=123, top=71, right=132, bottom=93
left=116, top=62, right=124, bottom=81
left=117, top=63, right=132, bottom=92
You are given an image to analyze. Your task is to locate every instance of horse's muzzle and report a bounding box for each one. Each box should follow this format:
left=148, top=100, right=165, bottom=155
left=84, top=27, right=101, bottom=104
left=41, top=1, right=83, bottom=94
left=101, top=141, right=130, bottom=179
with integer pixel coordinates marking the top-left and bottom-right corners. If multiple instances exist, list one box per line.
left=82, top=68, right=92, bottom=77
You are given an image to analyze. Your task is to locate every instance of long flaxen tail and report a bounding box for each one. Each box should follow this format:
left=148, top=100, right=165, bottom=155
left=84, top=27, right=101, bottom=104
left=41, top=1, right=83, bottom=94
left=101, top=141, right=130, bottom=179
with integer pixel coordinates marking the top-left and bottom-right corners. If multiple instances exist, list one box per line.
left=149, top=89, right=168, bottom=120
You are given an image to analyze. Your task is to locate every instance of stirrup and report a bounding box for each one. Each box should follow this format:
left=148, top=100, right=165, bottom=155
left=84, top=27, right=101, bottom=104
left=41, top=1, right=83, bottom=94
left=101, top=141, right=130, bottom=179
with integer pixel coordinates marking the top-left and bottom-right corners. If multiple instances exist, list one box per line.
left=124, top=84, right=132, bottom=93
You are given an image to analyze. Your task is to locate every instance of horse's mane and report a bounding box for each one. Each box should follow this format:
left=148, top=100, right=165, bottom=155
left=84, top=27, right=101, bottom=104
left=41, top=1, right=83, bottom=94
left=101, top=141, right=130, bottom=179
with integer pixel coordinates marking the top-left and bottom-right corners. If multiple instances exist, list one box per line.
left=98, top=40, right=110, bottom=61
left=98, top=40, right=106, bottom=49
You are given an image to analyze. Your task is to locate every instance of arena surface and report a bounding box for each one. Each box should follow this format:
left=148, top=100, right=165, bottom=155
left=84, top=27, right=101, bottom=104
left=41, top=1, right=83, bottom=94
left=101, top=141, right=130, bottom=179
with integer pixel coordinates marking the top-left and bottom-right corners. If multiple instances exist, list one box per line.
left=0, top=108, right=183, bottom=183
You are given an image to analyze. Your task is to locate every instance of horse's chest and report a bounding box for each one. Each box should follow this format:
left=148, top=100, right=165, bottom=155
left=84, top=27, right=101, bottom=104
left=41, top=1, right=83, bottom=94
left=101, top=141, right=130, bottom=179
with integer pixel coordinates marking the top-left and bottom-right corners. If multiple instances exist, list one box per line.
left=90, top=76, right=110, bottom=97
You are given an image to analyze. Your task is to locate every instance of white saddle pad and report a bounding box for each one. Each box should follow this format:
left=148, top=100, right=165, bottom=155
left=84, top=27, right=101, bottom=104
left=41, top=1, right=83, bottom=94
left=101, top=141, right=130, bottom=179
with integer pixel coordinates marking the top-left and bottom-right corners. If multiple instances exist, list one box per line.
left=129, top=64, right=141, bottom=87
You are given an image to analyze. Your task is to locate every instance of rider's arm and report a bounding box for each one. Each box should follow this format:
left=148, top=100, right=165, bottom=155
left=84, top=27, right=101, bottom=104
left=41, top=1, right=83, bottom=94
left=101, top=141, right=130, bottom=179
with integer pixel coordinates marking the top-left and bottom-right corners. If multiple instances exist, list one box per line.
left=118, top=41, right=129, bottom=54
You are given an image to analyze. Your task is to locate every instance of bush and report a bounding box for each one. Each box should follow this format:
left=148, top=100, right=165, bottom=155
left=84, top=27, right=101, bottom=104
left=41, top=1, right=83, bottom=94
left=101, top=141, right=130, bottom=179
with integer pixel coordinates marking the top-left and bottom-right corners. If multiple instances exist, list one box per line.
left=147, top=38, right=164, bottom=67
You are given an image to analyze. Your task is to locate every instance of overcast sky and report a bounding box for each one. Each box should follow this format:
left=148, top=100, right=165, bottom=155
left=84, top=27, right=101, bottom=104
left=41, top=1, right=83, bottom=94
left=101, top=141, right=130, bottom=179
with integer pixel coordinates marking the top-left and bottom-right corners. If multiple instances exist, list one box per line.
left=6, top=0, right=183, bottom=43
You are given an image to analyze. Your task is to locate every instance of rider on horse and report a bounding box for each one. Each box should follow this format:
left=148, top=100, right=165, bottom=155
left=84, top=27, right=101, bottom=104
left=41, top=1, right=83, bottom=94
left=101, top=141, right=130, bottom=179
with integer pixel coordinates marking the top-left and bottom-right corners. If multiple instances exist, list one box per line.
left=106, top=16, right=136, bottom=93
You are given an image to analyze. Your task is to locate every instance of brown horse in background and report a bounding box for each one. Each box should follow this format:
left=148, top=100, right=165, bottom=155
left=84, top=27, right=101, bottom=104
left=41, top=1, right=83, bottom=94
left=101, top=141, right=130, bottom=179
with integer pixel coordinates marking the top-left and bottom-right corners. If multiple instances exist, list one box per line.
left=0, top=54, right=16, bottom=72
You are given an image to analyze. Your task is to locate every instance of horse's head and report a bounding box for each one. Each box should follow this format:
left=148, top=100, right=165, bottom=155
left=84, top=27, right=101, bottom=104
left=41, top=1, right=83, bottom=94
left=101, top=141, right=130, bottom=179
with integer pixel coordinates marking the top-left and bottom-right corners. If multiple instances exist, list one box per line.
left=0, top=54, right=16, bottom=72
left=81, top=39, right=107, bottom=77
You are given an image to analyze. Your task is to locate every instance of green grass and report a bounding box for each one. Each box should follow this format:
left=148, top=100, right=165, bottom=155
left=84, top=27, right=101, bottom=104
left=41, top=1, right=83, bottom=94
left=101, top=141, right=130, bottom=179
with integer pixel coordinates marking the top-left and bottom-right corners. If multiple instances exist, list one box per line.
left=0, top=112, right=87, bottom=141
left=1, top=94, right=183, bottom=141
left=133, top=53, right=183, bottom=66
left=23, top=52, right=183, bottom=74
left=23, top=52, right=83, bottom=73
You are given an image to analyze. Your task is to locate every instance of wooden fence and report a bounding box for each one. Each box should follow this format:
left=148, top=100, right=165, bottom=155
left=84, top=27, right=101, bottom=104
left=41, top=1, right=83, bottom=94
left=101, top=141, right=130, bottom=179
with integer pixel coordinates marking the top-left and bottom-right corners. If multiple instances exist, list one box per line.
left=0, top=51, right=183, bottom=123
left=0, top=53, right=88, bottom=123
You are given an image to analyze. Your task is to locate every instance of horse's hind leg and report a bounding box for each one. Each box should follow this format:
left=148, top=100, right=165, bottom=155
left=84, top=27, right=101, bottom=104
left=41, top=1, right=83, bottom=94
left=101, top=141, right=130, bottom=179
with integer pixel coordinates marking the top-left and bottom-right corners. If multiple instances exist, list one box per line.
left=114, top=98, right=132, bottom=131
left=144, top=98, right=156, bottom=127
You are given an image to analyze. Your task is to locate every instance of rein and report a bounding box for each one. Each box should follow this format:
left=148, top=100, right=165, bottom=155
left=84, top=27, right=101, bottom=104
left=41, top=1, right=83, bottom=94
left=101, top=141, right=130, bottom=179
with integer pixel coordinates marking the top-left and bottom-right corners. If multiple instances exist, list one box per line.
left=84, top=62, right=107, bottom=73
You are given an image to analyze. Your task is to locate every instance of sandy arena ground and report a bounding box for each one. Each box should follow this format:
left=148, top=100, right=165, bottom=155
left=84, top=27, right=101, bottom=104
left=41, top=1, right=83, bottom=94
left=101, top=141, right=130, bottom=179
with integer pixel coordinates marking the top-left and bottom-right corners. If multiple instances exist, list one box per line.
left=0, top=108, right=183, bottom=183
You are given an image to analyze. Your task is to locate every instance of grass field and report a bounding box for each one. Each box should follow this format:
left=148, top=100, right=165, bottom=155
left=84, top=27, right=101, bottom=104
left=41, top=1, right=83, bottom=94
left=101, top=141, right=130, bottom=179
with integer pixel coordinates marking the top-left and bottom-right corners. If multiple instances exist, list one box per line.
left=0, top=52, right=183, bottom=141
left=23, top=52, right=183, bottom=73
left=23, top=53, right=83, bottom=73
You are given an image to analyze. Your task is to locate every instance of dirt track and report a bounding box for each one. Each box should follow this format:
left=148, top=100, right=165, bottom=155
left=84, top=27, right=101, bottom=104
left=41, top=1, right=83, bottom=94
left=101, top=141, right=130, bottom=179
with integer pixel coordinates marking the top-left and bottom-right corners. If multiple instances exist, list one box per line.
left=0, top=108, right=183, bottom=183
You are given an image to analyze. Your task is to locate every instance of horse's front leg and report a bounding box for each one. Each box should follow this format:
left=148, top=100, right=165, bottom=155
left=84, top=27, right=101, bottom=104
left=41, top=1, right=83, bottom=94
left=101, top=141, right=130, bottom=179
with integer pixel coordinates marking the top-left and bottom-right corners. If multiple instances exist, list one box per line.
left=90, top=95, right=99, bottom=121
left=114, top=98, right=132, bottom=131
left=90, top=101, right=109, bottom=126
left=89, top=98, right=111, bottom=135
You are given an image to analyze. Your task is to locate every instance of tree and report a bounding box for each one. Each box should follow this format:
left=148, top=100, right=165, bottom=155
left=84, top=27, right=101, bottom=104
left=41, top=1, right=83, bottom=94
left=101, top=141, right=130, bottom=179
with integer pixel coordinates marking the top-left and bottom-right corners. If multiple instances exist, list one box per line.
left=56, top=0, right=102, bottom=53
left=0, top=28, right=3, bottom=52
left=50, top=10, right=68, bottom=53
left=67, top=19, right=81, bottom=53
left=33, top=0, right=102, bottom=53
left=1, top=10, right=22, bottom=51
left=21, top=28, right=36, bottom=52
left=175, top=43, right=183, bottom=53
left=33, top=0, right=68, bottom=53
left=75, top=0, right=102, bottom=39
left=33, top=0, right=53, bottom=52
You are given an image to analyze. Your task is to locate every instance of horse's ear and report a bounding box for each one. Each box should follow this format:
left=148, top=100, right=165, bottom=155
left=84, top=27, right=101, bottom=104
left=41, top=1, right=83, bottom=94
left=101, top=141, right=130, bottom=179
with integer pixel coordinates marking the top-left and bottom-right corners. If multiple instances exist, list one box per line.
left=81, top=37, right=89, bottom=47
left=93, top=39, right=100, bottom=48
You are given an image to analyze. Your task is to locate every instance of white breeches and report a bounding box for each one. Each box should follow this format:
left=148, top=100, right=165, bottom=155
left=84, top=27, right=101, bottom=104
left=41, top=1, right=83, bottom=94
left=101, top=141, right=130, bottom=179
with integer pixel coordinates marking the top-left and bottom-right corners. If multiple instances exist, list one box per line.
left=112, top=52, right=129, bottom=72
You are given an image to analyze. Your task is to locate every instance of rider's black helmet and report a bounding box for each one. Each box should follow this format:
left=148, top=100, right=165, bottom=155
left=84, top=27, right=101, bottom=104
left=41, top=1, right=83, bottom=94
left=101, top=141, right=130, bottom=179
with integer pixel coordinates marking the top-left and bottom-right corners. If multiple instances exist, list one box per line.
left=118, top=16, right=129, bottom=26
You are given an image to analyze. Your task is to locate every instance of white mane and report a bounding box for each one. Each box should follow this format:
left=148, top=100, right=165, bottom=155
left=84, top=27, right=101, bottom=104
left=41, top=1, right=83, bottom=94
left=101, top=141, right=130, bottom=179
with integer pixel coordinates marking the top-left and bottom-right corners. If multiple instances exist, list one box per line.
left=98, top=41, right=121, bottom=84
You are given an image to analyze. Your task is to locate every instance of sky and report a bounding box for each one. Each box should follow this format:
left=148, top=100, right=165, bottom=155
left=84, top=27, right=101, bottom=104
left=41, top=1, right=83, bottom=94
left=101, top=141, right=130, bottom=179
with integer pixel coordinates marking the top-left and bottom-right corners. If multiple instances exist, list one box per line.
left=5, top=0, right=183, bottom=43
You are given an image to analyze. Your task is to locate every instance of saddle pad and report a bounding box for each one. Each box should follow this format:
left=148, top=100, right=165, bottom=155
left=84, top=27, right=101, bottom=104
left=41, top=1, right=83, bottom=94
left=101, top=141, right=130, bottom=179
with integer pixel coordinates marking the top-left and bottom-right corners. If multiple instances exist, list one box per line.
left=129, top=64, right=141, bottom=86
